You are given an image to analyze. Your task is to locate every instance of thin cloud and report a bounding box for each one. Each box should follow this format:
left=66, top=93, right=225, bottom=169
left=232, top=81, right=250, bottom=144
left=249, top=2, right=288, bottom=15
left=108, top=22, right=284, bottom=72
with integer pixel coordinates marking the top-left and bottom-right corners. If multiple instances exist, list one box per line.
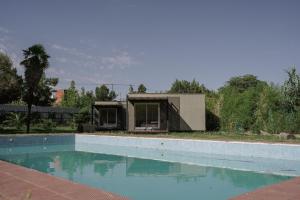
left=51, top=43, right=138, bottom=70
left=0, top=26, right=10, bottom=33
left=101, top=51, right=136, bottom=70
left=51, top=44, right=92, bottom=58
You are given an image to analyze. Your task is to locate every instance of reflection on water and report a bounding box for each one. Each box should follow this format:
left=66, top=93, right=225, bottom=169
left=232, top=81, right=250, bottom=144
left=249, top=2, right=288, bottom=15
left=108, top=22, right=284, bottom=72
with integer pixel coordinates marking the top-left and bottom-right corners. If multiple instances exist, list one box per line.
left=0, top=148, right=291, bottom=200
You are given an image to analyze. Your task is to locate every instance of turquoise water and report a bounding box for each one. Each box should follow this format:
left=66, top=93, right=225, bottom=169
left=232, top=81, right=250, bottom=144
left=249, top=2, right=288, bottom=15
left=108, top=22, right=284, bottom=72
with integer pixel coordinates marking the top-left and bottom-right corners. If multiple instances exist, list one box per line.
left=0, top=144, right=291, bottom=200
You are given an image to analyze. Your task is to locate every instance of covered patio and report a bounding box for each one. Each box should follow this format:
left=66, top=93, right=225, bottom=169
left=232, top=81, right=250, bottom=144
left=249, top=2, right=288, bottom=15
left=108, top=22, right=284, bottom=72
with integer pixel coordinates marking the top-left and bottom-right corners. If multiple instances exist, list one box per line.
left=127, top=95, right=169, bottom=132
left=92, top=101, right=127, bottom=131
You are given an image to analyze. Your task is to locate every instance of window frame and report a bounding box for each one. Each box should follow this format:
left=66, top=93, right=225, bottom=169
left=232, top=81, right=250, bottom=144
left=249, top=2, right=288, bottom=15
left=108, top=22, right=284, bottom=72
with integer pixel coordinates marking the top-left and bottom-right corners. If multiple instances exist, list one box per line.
left=134, top=103, right=160, bottom=130
left=99, top=107, right=118, bottom=128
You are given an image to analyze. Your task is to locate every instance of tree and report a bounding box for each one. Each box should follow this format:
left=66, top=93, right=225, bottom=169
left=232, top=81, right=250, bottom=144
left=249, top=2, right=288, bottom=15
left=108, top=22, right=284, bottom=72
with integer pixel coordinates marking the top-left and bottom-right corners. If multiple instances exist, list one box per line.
left=169, top=79, right=208, bottom=93
left=0, top=52, right=22, bottom=103
left=95, top=85, right=117, bottom=101
left=128, top=85, right=134, bottom=93
left=223, top=74, right=264, bottom=93
left=61, top=80, right=79, bottom=107
left=77, top=87, right=95, bottom=109
left=95, top=85, right=109, bottom=101
left=34, top=75, right=58, bottom=106
left=282, top=67, right=300, bottom=111
left=75, top=88, right=95, bottom=125
left=254, top=84, right=283, bottom=133
left=137, top=84, right=147, bottom=93
left=108, top=90, right=117, bottom=100
left=280, top=67, right=300, bottom=133
left=219, top=75, right=266, bottom=132
left=20, top=44, right=50, bottom=133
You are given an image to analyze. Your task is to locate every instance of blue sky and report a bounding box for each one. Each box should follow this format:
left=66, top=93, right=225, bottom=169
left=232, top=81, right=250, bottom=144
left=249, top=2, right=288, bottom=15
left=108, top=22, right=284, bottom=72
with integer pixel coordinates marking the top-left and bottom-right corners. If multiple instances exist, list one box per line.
left=0, top=0, right=299, bottom=98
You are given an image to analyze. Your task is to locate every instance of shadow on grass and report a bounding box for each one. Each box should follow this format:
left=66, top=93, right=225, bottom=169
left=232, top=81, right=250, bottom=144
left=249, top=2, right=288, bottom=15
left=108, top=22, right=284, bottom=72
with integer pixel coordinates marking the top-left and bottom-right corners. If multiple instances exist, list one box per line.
left=0, top=126, right=76, bottom=134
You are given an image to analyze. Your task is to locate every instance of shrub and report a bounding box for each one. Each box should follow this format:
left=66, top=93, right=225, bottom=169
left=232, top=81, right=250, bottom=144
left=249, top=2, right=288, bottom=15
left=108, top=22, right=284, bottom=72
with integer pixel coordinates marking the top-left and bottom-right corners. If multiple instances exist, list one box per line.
left=39, top=119, right=56, bottom=131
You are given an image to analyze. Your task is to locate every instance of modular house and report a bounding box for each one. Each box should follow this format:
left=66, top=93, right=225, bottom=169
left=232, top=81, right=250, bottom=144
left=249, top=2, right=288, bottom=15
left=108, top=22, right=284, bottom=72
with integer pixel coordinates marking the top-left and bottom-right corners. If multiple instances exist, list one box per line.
left=92, top=101, right=127, bottom=130
left=92, top=93, right=205, bottom=132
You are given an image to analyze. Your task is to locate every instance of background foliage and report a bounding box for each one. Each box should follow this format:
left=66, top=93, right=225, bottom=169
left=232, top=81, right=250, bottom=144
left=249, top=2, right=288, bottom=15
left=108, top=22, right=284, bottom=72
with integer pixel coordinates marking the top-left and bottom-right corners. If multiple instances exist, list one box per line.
left=1, top=48, right=299, bottom=134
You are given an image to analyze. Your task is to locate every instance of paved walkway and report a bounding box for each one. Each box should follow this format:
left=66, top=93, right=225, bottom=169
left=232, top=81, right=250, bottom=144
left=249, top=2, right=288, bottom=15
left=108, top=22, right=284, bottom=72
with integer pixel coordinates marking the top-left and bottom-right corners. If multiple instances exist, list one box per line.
left=230, top=176, right=300, bottom=200
left=0, top=160, right=129, bottom=200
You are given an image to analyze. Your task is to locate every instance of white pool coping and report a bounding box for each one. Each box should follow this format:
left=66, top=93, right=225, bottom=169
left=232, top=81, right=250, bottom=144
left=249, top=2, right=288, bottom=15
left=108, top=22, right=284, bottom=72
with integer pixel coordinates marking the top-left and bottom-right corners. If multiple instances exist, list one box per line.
left=75, top=134, right=300, bottom=177
left=75, top=134, right=300, bottom=161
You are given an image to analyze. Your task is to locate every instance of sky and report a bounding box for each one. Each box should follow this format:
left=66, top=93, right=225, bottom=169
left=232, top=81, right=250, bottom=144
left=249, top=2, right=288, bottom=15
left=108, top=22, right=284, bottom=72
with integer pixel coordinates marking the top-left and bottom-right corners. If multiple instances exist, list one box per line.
left=0, top=0, right=299, bottom=99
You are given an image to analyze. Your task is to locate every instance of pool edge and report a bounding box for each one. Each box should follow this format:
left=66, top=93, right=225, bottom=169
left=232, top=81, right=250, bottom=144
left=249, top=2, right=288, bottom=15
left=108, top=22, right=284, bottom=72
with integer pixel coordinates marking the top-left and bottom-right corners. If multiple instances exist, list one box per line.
left=229, top=176, right=300, bottom=200
left=0, top=160, right=129, bottom=200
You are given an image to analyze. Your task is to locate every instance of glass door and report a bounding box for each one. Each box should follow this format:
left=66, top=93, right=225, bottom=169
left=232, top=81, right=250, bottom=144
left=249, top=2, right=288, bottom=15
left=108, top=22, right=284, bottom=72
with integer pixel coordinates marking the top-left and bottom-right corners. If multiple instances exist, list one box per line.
left=135, top=103, right=160, bottom=130
left=99, top=108, right=117, bottom=128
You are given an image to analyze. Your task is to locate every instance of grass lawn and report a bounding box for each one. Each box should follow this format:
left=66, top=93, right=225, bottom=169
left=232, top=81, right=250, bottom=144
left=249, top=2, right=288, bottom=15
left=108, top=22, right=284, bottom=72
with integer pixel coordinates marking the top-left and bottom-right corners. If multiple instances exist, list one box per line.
left=89, top=131, right=300, bottom=144
left=0, top=126, right=76, bottom=134
left=1, top=126, right=300, bottom=144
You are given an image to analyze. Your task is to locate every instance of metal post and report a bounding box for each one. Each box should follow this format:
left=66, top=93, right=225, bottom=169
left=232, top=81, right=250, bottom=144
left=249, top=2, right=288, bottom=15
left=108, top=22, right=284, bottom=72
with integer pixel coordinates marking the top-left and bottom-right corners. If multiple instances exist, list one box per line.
left=91, top=105, right=94, bottom=125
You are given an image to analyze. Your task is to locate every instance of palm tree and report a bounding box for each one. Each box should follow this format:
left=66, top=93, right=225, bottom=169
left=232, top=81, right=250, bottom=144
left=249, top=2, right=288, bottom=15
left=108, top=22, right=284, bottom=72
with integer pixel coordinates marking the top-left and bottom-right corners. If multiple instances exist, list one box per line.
left=20, top=44, right=50, bottom=133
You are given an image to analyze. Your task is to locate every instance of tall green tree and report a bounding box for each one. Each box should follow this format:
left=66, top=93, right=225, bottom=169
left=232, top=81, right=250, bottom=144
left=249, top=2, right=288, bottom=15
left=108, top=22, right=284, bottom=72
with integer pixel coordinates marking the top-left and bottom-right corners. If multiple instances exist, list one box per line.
left=169, top=79, right=208, bottom=93
left=34, top=75, right=58, bottom=106
left=137, top=84, right=147, bottom=93
left=61, top=80, right=79, bottom=107
left=223, top=74, right=262, bottom=93
left=77, top=87, right=95, bottom=108
left=75, top=88, right=96, bottom=124
left=20, top=44, right=50, bottom=133
left=219, top=75, right=266, bottom=132
left=0, top=52, right=22, bottom=103
left=128, top=85, right=134, bottom=93
left=254, top=84, right=283, bottom=133
left=95, top=84, right=117, bottom=101
left=281, top=67, right=300, bottom=133
left=282, top=67, right=300, bottom=111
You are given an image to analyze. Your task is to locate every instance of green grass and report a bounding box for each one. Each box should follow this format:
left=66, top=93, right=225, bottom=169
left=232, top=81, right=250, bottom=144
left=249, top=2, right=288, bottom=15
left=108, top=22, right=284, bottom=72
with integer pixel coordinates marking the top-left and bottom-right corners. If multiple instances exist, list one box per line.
left=0, top=126, right=76, bottom=134
left=88, top=131, right=300, bottom=144
left=1, top=126, right=300, bottom=144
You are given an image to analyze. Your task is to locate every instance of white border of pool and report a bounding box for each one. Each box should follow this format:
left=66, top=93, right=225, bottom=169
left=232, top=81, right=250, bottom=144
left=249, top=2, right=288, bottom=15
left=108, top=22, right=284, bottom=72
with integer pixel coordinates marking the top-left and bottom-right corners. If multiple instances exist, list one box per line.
left=75, top=134, right=300, bottom=161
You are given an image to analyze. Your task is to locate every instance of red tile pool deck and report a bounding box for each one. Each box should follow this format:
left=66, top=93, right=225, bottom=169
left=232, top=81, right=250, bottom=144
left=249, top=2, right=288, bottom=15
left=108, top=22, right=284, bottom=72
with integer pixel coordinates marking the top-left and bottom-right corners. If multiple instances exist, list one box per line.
left=1, top=160, right=300, bottom=200
left=230, top=176, right=300, bottom=200
left=0, top=160, right=129, bottom=200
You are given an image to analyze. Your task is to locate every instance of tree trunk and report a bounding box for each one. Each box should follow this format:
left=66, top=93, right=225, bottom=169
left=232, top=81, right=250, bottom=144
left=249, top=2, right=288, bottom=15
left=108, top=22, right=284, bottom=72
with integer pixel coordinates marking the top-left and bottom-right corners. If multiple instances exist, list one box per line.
left=26, top=103, right=32, bottom=133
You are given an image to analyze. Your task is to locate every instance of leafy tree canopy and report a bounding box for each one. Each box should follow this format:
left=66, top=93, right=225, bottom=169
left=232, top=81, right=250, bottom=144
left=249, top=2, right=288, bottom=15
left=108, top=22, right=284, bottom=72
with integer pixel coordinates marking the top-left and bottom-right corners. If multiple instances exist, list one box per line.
left=0, top=52, right=22, bottom=104
left=219, top=75, right=266, bottom=132
left=35, top=75, right=58, bottom=106
left=61, top=80, right=79, bottom=107
left=282, top=67, right=300, bottom=111
left=95, top=84, right=117, bottom=101
left=137, top=84, right=147, bottom=93
left=128, top=85, right=134, bottom=93
left=77, top=87, right=95, bottom=109
left=221, top=74, right=267, bottom=93
left=169, top=79, right=209, bottom=94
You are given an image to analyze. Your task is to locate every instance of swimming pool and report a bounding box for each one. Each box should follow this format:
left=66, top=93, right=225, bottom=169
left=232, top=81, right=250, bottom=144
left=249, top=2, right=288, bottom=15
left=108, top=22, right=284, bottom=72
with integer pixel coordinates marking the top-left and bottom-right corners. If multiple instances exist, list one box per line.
left=0, top=134, right=299, bottom=200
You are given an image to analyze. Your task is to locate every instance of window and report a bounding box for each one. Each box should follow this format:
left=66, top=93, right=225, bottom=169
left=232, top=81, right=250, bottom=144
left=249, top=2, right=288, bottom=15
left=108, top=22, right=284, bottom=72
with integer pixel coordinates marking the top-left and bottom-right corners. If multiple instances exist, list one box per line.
left=99, top=108, right=117, bottom=127
left=135, top=103, right=159, bottom=129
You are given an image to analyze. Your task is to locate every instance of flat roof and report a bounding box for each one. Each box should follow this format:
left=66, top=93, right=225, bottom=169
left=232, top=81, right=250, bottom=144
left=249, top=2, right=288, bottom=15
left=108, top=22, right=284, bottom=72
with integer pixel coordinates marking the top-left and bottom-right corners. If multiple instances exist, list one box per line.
left=94, top=101, right=126, bottom=106
left=127, top=93, right=204, bottom=100
left=128, top=96, right=168, bottom=101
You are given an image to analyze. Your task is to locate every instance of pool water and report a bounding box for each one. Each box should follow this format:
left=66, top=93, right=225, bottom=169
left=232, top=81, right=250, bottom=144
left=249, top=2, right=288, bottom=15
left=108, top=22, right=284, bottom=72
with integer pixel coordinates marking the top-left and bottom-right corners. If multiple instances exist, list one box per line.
left=0, top=144, right=291, bottom=200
